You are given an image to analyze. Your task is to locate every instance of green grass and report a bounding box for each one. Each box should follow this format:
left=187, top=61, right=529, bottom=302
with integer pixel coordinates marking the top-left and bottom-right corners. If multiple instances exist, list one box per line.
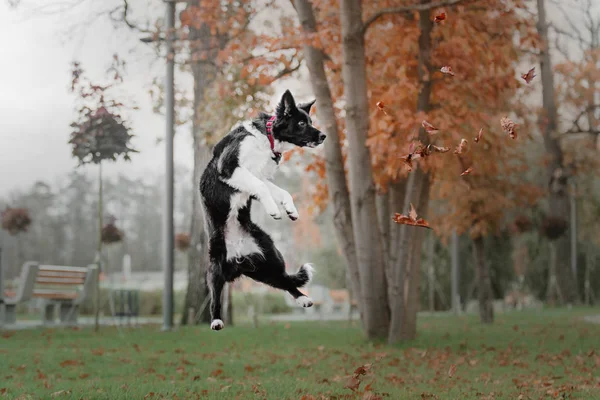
left=1, top=308, right=600, bottom=399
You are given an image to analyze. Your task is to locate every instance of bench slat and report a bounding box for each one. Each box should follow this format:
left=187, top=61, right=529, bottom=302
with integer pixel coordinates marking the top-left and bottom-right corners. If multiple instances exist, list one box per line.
left=37, top=271, right=86, bottom=278
left=33, top=292, right=78, bottom=300
left=39, top=265, right=88, bottom=273
left=35, top=277, right=85, bottom=285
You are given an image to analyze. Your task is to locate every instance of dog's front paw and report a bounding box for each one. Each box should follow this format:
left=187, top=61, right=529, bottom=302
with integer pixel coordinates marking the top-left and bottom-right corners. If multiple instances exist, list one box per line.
left=286, top=208, right=299, bottom=221
left=211, top=319, right=224, bottom=331
left=295, top=296, right=313, bottom=308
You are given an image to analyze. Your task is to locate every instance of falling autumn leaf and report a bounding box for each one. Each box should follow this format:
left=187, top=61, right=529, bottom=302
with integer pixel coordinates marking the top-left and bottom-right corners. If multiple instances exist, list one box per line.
left=461, top=166, right=473, bottom=176
left=392, top=203, right=432, bottom=229
left=422, top=120, right=439, bottom=134
left=501, top=116, right=517, bottom=139
left=474, top=128, right=483, bottom=143
left=454, top=139, right=468, bottom=154
left=428, top=144, right=450, bottom=154
left=434, top=12, right=446, bottom=23
left=521, top=67, right=536, bottom=83
left=448, top=364, right=457, bottom=377
left=440, top=66, right=455, bottom=76
left=376, top=101, right=388, bottom=115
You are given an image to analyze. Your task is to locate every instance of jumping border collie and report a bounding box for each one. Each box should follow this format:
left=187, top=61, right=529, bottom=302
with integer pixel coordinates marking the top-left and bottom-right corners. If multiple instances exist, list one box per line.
left=200, top=90, right=326, bottom=330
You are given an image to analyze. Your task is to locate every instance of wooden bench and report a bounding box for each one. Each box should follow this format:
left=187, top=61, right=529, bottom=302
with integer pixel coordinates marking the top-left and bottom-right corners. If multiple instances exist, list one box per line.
left=2, top=262, right=98, bottom=325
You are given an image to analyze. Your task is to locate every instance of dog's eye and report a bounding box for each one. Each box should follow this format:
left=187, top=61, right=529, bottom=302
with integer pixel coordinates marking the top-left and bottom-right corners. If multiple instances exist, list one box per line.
left=298, top=121, right=306, bottom=127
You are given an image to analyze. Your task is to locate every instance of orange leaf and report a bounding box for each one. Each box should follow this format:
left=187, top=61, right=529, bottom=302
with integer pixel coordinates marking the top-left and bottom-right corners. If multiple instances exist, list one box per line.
left=440, top=66, right=455, bottom=76
left=454, top=139, right=468, bottom=154
left=59, top=359, right=82, bottom=368
left=422, top=120, right=439, bottom=134
left=521, top=67, right=535, bottom=83
left=344, top=376, right=361, bottom=392
left=376, top=101, right=388, bottom=115
left=434, top=12, right=446, bottom=23
left=474, top=128, right=483, bottom=143
left=448, top=364, right=457, bottom=377
left=501, top=116, right=517, bottom=139
left=409, top=203, right=418, bottom=221
left=461, top=166, right=473, bottom=176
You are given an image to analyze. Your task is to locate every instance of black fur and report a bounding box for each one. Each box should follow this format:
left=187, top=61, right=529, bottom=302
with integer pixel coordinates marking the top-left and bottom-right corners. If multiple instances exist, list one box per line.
left=199, top=91, right=322, bottom=330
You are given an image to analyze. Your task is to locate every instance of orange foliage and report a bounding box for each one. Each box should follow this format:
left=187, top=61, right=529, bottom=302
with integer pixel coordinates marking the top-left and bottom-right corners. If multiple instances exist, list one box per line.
left=289, top=0, right=543, bottom=237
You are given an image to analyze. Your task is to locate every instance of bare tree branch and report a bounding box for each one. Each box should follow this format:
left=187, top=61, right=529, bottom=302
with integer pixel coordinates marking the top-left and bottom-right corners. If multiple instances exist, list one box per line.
left=565, top=104, right=600, bottom=136
left=362, top=0, right=481, bottom=34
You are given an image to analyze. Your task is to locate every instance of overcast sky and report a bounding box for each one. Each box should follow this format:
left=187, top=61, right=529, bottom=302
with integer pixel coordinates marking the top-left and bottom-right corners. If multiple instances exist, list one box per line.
left=0, top=0, right=308, bottom=198
left=0, top=1, right=592, bottom=198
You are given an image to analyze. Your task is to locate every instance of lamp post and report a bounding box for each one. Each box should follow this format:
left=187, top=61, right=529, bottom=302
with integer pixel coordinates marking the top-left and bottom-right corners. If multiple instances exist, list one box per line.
left=162, top=0, right=176, bottom=331
left=141, top=0, right=177, bottom=331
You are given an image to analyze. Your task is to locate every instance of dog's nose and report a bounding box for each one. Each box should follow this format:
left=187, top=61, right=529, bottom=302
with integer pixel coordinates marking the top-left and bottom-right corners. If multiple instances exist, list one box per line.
left=318, top=133, right=326, bottom=142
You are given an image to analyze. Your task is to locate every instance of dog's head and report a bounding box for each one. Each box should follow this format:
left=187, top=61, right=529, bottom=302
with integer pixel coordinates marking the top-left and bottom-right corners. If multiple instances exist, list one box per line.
left=273, top=90, right=326, bottom=148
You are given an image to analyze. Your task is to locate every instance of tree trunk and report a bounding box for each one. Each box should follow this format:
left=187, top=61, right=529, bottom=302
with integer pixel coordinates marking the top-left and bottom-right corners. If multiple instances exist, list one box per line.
left=340, top=0, right=389, bottom=339
left=181, top=12, right=217, bottom=326
left=473, top=236, right=493, bottom=323
left=94, top=162, right=103, bottom=332
left=401, top=169, right=430, bottom=340
left=388, top=5, right=433, bottom=343
left=536, top=0, right=578, bottom=304
left=293, top=0, right=362, bottom=319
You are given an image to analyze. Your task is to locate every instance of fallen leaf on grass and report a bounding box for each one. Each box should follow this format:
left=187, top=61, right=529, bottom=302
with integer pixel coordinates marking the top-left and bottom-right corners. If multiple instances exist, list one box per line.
left=1, top=331, right=15, bottom=339
left=448, top=364, right=457, bottom=377
left=59, top=360, right=82, bottom=368
left=354, top=364, right=372, bottom=377
left=521, top=67, right=536, bottom=84
left=91, top=348, right=104, bottom=356
left=192, top=375, right=201, bottom=381
left=132, top=344, right=141, bottom=353
left=144, top=393, right=155, bottom=399
left=440, top=66, right=455, bottom=76
left=501, top=117, right=517, bottom=139
left=393, top=203, right=432, bottom=229
left=363, top=392, right=383, bottom=400
left=79, top=373, right=89, bottom=379
left=461, top=166, right=473, bottom=176
left=434, top=12, right=446, bottom=23
left=51, top=390, right=71, bottom=397
left=345, top=376, right=361, bottom=391
left=0, top=388, right=6, bottom=395
left=210, top=368, right=223, bottom=378
left=422, top=120, right=439, bottom=134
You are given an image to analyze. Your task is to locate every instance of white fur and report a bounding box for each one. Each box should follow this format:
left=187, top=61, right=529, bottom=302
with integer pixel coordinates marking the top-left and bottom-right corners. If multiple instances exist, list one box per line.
left=223, top=121, right=299, bottom=222
left=211, top=319, right=224, bottom=330
left=295, top=296, right=313, bottom=308
left=224, top=192, right=262, bottom=261
left=301, top=263, right=315, bottom=282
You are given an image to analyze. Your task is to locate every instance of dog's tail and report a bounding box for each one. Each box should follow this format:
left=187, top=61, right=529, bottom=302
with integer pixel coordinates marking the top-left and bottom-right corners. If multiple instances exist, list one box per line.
left=289, top=263, right=314, bottom=288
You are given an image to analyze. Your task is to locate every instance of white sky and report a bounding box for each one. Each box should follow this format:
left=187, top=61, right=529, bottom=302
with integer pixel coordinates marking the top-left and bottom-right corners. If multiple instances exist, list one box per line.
left=0, top=0, right=308, bottom=197
left=0, top=1, right=592, bottom=197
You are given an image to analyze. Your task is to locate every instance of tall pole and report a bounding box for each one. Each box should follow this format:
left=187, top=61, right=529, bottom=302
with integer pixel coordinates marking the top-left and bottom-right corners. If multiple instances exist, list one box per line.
left=163, top=0, right=176, bottom=331
left=451, top=229, right=460, bottom=314
left=570, top=180, right=577, bottom=289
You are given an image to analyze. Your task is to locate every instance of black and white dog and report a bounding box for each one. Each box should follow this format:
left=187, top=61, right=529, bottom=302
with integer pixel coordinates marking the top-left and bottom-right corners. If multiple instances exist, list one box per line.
left=200, top=90, right=326, bottom=330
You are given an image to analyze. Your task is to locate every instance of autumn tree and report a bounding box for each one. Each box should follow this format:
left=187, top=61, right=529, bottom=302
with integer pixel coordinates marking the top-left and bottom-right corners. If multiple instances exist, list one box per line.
left=291, top=0, right=535, bottom=339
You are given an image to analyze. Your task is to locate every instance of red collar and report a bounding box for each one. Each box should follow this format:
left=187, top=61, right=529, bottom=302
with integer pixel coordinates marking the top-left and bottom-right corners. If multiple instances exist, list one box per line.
left=265, top=116, right=281, bottom=163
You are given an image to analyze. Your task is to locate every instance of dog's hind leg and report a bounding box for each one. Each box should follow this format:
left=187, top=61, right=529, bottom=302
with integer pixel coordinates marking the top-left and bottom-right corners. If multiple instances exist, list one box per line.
left=243, top=253, right=315, bottom=308
left=207, top=263, right=226, bottom=330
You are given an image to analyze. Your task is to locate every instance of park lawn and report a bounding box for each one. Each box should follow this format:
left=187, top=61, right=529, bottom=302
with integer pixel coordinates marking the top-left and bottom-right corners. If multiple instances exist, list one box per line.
left=1, top=309, right=600, bottom=399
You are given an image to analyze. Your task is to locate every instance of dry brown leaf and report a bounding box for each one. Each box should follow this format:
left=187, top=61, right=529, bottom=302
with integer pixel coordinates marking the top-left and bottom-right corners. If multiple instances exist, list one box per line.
left=440, top=66, right=455, bottom=76
left=448, top=364, right=457, bottom=377
left=461, top=166, right=473, bottom=176
left=500, top=117, right=517, bottom=139
left=434, top=12, right=446, bottom=23
left=345, top=376, right=361, bottom=392
left=454, top=139, right=468, bottom=154
left=422, top=120, right=439, bottom=134
left=474, top=128, right=483, bottom=143
left=521, top=67, right=536, bottom=83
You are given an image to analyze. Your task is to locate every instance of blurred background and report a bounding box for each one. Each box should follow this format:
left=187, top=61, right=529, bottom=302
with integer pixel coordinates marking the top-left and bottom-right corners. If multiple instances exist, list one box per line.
left=0, top=0, right=599, bottom=336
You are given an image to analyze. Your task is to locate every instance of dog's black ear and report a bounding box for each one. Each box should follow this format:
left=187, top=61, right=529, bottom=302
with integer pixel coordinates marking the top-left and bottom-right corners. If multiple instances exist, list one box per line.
left=298, top=99, right=316, bottom=114
left=276, top=90, right=297, bottom=119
